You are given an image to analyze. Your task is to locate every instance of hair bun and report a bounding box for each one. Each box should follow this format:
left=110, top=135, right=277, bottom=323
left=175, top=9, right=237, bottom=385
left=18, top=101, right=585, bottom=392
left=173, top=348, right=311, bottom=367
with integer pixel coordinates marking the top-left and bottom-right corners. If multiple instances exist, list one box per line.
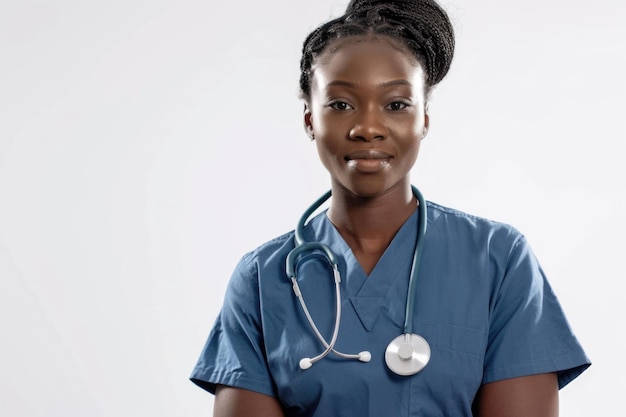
left=346, top=0, right=396, bottom=13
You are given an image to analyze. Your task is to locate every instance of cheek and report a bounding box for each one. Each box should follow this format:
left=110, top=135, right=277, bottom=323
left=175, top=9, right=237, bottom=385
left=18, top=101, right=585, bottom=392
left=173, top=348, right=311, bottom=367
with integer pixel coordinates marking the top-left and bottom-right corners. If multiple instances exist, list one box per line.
left=314, top=136, right=339, bottom=162
left=395, top=120, right=424, bottom=150
left=403, top=142, right=420, bottom=166
left=399, top=131, right=423, bottom=166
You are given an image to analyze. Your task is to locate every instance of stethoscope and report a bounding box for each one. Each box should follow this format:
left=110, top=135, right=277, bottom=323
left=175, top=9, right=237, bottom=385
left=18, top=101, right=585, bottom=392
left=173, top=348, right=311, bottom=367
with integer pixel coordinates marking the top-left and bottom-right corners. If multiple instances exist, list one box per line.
left=285, top=185, right=430, bottom=377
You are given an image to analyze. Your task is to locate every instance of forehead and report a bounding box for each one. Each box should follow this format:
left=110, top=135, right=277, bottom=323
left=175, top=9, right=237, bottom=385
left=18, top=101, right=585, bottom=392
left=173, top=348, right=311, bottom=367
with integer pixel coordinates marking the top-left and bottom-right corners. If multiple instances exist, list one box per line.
left=311, top=36, right=425, bottom=91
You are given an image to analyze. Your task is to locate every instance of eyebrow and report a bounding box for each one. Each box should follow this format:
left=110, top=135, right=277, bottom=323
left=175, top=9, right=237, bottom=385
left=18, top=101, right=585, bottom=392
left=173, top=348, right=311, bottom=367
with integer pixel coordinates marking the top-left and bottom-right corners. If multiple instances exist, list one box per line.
left=327, top=79, right=413, bottom=88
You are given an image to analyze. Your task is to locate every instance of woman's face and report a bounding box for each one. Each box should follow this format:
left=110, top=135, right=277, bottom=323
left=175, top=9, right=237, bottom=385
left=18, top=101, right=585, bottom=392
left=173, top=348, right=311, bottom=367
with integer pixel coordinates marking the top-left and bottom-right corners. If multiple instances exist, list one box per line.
left=305, top=36, right=429, bottom=198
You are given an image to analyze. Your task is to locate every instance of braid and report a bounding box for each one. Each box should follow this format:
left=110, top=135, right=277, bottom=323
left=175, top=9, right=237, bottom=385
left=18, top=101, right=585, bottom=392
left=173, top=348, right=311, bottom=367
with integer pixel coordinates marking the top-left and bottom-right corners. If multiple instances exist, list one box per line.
left=299, top=0, right=455, bottom=99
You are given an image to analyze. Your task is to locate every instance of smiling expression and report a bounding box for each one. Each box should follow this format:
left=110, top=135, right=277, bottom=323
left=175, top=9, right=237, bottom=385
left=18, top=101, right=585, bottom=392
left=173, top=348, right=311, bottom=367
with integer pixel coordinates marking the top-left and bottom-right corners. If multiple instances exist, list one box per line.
left=304, top=36, right=429, bottom=198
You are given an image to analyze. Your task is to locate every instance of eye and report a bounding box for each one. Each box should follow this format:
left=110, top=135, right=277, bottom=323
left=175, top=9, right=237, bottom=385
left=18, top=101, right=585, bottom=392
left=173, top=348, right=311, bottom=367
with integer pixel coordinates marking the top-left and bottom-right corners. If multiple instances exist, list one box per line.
left=328, top=101, right=353, bottom=111
left=386, top=101, right=411, bottom=111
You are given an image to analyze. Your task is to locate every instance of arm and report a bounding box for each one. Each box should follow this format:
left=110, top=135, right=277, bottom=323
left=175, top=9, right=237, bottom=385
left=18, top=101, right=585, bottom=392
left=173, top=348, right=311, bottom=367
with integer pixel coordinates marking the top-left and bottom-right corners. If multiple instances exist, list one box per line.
left=473, top=372, right=559, bottom=417
left=214, top=385, right=285, bottom=417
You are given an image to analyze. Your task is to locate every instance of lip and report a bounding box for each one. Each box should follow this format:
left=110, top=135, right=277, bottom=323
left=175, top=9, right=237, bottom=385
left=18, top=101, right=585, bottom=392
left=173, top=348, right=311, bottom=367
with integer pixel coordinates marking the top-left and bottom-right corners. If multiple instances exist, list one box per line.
left=344, top=149, right=393, bottom=173
left=344, top=149, right=393, bottom=161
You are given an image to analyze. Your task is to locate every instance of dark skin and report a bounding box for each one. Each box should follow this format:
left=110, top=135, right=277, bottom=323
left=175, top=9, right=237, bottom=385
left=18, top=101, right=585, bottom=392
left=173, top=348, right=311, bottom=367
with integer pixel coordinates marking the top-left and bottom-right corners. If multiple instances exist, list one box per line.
left=305, top=37, right=428, bottom=275
left=213, top=36, right=560, bottom=417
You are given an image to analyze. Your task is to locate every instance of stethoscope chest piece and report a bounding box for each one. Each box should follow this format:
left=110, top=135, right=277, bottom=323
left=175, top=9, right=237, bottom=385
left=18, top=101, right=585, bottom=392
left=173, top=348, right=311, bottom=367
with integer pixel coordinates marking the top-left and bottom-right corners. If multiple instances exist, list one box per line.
left=385, top=333, right=431, bottom=376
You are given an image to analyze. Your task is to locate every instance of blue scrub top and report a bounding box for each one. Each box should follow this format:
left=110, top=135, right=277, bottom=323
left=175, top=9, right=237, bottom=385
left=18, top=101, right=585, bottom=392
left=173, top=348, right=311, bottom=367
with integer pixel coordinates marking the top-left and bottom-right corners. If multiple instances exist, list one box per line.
left=191, top=200, right=590, bottom=416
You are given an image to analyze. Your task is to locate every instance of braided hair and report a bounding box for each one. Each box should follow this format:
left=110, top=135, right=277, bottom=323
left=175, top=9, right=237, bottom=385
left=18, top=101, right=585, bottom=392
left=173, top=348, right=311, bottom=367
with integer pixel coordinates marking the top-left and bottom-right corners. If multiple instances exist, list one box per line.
left=299, top=0, right=455, bottom=100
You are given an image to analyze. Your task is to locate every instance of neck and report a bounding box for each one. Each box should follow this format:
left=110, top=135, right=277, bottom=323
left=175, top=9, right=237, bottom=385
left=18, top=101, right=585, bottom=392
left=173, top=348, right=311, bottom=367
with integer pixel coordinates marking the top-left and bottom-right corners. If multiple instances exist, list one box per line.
left=327, top=183, right=417, bottom=274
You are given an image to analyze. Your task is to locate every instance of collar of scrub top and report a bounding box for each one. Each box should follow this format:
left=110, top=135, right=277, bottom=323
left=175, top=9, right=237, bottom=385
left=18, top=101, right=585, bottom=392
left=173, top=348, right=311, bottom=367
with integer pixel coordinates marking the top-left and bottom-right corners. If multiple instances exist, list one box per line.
left=285, top=185, right=431, bottom=375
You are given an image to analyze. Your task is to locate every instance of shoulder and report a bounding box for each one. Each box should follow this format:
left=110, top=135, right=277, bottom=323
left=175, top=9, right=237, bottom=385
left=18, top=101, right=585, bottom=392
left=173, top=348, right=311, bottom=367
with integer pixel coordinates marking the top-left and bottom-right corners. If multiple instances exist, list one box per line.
left=426, top=200, right=517, bottom=229
left=234, top=230, right=296, bottom=279
left=237, top=210, right=330, bottom=273
left=423, top=201, right=534, bottom=276
left=222, top=231, right=296, bottom=310
left=426, top=200, right=524, bottom=246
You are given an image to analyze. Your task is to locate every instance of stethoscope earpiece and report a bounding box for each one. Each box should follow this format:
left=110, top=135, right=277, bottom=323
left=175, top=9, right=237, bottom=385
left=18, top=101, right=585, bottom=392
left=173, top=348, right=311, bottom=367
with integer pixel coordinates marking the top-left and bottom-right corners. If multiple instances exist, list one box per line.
left=299, top=358, right=313, bottom=370
left=287, top=186, right=430, bottom=376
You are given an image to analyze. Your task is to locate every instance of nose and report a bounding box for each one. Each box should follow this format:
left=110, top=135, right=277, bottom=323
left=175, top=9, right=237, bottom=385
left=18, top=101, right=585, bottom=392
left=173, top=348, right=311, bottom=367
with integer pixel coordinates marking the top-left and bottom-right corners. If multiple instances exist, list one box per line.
left=349, top=107, right=386, bottom=142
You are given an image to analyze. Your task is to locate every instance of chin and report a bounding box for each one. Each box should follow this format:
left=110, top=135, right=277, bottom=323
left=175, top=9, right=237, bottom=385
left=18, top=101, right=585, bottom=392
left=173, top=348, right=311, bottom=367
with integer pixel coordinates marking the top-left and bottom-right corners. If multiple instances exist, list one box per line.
left=341, top=180, right=395, bottom=199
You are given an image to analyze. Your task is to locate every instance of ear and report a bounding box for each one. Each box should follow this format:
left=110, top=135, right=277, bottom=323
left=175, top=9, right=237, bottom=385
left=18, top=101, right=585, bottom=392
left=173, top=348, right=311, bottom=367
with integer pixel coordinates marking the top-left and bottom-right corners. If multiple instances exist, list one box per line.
left=303, top=103, right=314, bottom=139
left=422, top=108, right=430, bottom=139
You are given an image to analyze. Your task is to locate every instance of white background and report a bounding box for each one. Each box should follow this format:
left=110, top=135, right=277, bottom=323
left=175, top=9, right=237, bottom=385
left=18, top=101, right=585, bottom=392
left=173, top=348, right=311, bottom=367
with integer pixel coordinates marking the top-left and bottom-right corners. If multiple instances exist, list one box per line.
left=1, top=0, right=624, bottom=415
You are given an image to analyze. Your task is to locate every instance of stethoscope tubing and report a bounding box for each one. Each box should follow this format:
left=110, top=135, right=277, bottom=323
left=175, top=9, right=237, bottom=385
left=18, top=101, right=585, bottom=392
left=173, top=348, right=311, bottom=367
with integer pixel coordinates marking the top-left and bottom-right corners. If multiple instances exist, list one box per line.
left=286, top=185, right=428, bottom=373
left=291, top=265, right=363, bottom=365
left=294, top=190, right=332, bottom=246
left=404, top=186, right=427, bottom=335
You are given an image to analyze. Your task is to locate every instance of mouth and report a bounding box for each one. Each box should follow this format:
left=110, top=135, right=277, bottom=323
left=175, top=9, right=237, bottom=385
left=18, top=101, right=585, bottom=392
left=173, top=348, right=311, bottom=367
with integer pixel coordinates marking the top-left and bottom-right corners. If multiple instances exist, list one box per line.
left=345, top=150, right=393, bottom=161
left=344, top=150, right=393, bottom=172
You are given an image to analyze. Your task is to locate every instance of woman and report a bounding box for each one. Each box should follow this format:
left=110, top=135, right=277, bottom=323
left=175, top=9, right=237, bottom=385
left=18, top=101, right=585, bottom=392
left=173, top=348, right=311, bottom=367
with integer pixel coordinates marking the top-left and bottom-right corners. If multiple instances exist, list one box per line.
left=190, top=1, right=590, bottom=415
